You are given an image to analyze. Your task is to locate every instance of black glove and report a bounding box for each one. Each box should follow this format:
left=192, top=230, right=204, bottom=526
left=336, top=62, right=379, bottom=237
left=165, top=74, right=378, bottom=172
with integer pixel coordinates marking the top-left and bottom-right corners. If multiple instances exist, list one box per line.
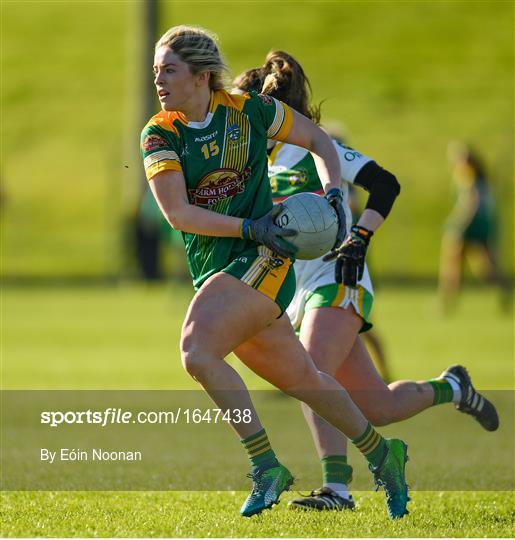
left=323, top=225, right=373, bottom=286
left=324, top=187, right=347, bottom=249
left=241, top=204, right=298, bottom=258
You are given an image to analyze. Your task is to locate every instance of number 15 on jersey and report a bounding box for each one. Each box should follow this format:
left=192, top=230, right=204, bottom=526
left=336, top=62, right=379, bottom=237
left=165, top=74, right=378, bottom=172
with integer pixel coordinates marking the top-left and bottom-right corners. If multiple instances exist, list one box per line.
left=201, top=140, right=220, bottom=159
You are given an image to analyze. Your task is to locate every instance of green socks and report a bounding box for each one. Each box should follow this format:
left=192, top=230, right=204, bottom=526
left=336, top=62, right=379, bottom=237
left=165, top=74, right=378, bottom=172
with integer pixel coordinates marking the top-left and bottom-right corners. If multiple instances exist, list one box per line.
left=429, top=378, right=454, bottom=405
left=351, top=423, right=387, bottom=469
left=241, top=428, right=279, bottom=471
left=321, top=455, right=353, bottom=485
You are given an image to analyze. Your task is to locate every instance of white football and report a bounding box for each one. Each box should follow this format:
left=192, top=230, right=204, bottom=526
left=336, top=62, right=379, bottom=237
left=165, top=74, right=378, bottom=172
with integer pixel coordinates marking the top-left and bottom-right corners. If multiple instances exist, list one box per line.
left=274, top=192, right=338, bottom=260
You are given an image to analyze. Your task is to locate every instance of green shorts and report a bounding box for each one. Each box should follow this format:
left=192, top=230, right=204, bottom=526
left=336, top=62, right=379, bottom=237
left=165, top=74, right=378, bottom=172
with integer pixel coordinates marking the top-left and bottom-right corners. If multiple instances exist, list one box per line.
left=463, top=214, right=496, bottom=245
left=304, top=283, right=374, bottom=333
left=223, top=246, right=296, bottom=315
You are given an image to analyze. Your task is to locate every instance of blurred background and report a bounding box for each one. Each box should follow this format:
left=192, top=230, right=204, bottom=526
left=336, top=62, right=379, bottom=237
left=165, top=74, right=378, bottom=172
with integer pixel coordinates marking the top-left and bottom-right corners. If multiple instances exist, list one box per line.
left=2, top=1, right=513, bottom=390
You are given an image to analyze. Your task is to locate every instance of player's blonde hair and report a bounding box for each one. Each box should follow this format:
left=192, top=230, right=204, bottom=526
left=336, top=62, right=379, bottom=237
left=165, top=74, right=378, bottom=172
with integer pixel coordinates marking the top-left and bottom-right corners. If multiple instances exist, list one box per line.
left=156, top=25, right=229, bottom=91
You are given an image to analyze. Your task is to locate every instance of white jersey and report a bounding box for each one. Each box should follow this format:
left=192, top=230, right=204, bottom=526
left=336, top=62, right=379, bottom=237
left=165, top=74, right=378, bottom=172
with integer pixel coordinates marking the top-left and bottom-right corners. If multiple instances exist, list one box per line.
left=269, top=139, right=373, bottom=233
left=268, top=139, right=375, bottom=329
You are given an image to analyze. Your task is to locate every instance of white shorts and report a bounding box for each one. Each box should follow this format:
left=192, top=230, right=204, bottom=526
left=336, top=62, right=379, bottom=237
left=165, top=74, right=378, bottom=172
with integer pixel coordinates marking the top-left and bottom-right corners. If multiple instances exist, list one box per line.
left=287, top=255, right=374, bottom=332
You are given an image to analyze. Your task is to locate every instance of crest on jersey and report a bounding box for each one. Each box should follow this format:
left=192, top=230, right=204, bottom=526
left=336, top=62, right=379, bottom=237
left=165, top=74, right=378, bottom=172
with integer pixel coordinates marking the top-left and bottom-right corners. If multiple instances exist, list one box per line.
left=188, top=167, right=251, bottom=206
left=227, top=123, right=241, bottom=141
left=141, top=134, right=168, bottom=152
left=289, top=169, right=308, bottom=187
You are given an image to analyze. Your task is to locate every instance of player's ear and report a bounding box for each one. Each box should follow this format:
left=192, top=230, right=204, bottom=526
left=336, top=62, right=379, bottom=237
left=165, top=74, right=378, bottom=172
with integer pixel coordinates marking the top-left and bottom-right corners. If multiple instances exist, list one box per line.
left=196, top=70, right=210, bottom=87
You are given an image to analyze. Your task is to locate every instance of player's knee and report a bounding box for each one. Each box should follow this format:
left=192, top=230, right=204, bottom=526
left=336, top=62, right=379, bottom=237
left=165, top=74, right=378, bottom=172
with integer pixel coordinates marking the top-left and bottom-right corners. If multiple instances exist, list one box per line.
left=279, top=367, right=325, bottom=396
left=180, top=331, right=207, bottom=380
left=180, top=347, right=199, bottom=379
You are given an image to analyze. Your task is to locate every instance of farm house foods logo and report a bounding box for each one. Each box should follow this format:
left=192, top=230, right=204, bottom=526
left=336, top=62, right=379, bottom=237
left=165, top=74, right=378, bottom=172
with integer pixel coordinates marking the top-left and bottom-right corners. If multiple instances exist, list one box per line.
left=188, top=167, right=251, bottom=206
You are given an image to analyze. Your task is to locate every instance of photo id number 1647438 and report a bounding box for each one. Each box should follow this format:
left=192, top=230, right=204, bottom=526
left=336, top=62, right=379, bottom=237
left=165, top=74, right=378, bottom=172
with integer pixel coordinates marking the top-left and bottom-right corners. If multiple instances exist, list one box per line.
left=183, top=408, right=252, bottom=424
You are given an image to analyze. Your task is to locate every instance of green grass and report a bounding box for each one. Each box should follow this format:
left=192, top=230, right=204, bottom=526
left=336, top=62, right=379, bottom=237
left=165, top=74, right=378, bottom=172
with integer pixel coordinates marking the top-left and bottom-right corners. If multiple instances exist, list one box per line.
left=3, top=283, right=512, bottom=389
left=1, top=283, right=513, bottom=536
left=1, top=491, right=514, bottom=538
left=2, top=1, right=513, bottom=278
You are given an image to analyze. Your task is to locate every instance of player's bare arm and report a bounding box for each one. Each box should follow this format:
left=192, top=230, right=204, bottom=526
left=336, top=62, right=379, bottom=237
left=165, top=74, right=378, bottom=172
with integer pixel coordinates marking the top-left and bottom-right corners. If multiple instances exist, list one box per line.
left=150, top=169, right=296, bottom=257
left=149, top=169, right=243, bottom=237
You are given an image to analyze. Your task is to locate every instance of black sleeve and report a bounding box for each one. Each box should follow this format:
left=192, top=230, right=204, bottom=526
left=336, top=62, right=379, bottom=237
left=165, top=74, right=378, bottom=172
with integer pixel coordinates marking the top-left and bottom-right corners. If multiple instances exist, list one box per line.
left=354, top=161, right=401, bottom=219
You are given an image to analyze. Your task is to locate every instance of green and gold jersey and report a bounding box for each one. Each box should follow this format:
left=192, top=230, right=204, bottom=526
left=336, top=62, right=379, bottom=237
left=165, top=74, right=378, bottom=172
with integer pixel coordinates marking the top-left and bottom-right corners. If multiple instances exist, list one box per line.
left=141, top=90, right=293, bottom=289
left=448, top=161, right=496, bottom=241
left=268, top=139, right=373, bottom=232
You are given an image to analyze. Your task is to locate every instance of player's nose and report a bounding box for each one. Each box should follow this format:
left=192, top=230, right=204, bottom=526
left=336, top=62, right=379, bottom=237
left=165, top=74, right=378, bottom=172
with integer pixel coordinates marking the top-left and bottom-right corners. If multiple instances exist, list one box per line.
left=154, top=71, right=164, bottom=86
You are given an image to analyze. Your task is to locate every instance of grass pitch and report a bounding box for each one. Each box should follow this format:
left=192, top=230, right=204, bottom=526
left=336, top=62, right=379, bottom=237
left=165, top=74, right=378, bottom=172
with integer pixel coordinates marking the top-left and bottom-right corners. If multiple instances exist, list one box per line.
left=2, top=491, right=513, bottom=538
left=1, top=283, right=513, bottom=537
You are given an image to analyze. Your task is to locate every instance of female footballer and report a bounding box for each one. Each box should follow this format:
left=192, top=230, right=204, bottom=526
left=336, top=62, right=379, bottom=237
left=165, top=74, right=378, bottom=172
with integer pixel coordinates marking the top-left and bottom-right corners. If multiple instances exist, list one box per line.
left=141, top=26, right=410, bottom=519
left=233, top=52, right=499, bottom=512
left=438, top=141, right=510, bottom=313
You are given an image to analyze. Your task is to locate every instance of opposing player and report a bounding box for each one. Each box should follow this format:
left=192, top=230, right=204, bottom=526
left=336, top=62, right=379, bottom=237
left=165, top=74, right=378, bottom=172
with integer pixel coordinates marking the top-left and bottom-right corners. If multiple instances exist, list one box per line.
left=142, top=26, right=410, bottom=519
left=331, top=134, right=391, bottom=382
left=234, top=52, right=499, bottom=512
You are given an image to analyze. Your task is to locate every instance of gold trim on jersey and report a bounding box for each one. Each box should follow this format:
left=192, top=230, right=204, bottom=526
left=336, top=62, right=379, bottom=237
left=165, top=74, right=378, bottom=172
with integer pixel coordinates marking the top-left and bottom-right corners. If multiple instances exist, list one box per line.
left=267, top=98, right=285, bottom=138
left=144, top=150, right=180, bottom=170
left=144, top=111, right=181, bottom=136
left=273, top=102, right=293, bottom=141
left=146, top=159, right=182, bottom=180
left=144, top=91, right=248, bottom=134
left=221, top=107, right=251, bottom=171
left=267, top=100, right=293, bottom=141
left=210, top=90, right=249, bottom=113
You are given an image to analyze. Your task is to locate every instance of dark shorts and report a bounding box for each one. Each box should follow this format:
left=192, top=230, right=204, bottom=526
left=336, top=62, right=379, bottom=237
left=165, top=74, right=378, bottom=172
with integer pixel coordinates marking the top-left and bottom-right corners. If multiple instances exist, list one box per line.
left=463, top=215, right=495, bottom=245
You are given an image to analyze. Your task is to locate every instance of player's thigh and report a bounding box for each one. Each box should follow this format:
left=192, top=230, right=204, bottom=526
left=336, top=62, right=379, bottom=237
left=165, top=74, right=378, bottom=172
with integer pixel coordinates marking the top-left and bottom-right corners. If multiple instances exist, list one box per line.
left=182, top=272, right=281, bottom=359
left=299, top=306, right=362, bottom=375
left=441, top=233, right=464, bottom=264
left=335, top=336, right=392, bottom=416
left=298, top=281, right=373, bottom=373
left=234, top=314, right=318, bottom=390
